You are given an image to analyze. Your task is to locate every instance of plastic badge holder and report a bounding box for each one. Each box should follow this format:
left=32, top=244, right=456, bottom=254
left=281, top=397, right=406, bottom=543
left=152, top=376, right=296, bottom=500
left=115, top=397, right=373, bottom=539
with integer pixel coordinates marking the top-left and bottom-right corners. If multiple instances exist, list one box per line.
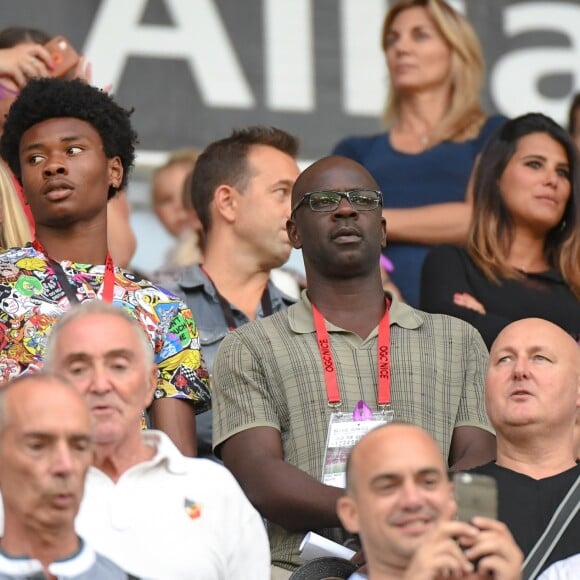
left=321, top=401, right=394, bottom=488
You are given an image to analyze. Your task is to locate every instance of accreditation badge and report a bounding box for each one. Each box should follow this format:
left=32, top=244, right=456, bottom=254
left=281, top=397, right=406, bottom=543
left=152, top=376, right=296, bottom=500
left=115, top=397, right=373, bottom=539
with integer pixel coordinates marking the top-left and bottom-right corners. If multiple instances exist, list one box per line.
left=321, top=400, right=394, bottom=488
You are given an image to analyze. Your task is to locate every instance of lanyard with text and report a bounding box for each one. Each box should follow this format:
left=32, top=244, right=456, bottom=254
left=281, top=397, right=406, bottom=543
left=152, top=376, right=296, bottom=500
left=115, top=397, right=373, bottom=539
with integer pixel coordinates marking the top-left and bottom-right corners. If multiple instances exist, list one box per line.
left=312, top=300, right=392, bottom=409
left=32, top=240, right=116, bottom=304
left=201, top=266, right=273, bottom=330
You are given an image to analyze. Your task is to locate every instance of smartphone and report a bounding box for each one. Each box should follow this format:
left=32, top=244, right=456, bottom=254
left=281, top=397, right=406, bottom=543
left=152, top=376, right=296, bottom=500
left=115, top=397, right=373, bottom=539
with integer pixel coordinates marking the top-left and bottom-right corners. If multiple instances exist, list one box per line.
left=453, top=472, right=498, bottom=523
left=44, top=36, right=79, bottom=78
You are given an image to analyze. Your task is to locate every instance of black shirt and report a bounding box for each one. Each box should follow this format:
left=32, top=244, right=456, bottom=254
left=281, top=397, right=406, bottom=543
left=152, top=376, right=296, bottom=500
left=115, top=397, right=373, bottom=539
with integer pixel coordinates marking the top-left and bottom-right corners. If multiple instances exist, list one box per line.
left=471, top=461, right=580, bottom=574
left=420, top=245, right=580, bottom=349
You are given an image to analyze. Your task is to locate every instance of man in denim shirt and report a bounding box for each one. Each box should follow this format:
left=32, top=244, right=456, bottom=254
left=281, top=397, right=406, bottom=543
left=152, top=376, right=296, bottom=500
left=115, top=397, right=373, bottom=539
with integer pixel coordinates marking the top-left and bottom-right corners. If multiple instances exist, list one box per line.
left=174, top=127, right=300, bottom=456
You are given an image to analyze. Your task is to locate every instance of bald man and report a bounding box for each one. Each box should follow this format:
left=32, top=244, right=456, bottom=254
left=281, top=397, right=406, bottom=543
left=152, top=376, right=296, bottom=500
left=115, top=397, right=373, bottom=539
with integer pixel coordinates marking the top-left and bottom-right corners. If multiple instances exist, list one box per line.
left=471, top=318, right=580, bottom=575
left=338, top=424, right=522, bottom=579
left=0, top=375, right=127, bottom=578
left=211, top=155, right=495, bottom=576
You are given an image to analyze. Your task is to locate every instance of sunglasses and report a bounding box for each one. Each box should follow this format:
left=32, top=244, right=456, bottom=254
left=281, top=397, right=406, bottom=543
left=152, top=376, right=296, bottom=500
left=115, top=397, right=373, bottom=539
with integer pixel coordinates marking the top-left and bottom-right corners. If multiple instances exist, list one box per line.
left=291, top=189, right=383, bottom=216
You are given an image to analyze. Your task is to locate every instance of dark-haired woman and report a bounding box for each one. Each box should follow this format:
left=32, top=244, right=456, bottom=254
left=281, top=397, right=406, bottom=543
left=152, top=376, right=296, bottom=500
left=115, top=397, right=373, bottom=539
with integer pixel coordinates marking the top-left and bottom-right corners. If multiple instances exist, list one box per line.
left=420, top=113, right=580, bottom=349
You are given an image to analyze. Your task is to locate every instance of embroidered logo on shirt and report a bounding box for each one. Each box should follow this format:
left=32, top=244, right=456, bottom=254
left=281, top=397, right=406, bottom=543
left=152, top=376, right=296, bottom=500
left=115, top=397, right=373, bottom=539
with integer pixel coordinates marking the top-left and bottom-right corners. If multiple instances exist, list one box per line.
left=184, top=498, right=202, bottom=519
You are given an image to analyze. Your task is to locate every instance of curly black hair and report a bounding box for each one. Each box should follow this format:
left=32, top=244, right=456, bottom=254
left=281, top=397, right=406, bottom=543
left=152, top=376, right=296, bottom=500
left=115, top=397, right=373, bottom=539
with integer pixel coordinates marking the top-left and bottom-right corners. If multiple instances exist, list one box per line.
left=0, top=78, right=137, bottom=199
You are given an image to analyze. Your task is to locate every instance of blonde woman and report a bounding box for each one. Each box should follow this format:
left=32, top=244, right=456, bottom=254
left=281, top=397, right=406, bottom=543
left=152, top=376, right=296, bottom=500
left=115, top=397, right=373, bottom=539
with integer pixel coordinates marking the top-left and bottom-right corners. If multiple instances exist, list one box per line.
left=333, top=0, right=506, bottom=306
left=149, top=149, right=203, bottom=284
left=151, top=148, right=202, bottom=242
left=0, top=162, right=31, bottom=249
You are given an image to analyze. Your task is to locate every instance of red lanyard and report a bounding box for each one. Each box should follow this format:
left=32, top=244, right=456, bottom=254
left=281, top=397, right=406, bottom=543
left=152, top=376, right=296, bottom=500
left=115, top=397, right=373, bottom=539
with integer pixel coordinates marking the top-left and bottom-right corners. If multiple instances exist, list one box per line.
left=32, top=240, right=115, bottom=304
left=312, top=300, right=391, bottom=407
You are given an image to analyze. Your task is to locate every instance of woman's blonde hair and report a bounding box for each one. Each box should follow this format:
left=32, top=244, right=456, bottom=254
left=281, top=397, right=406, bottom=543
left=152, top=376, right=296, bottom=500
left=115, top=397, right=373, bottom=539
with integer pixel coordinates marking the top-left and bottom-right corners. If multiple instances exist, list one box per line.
left=151, top=148, right=199, bottom=190
left=151, top=147, right=200, bottom=209
left=381, top=0, right=486, bottom=142
left=467, top=113, right=580, bottom=299
left=0, top=163, right=32, bottom=249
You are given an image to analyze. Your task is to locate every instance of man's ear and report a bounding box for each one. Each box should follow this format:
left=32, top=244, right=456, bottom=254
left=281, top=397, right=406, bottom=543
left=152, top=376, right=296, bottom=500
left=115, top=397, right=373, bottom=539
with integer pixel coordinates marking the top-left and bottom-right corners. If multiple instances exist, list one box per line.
left=107, top=156, right=123, bottom=190
left=337, top=496, right=360, bottom=535
left=214, top=185, right=238, bottom=224
left=286, top=218, right=302, bottom=249
left=144, top=364, right=158, bottom=409
left=380, top=216, right=387, bottom=249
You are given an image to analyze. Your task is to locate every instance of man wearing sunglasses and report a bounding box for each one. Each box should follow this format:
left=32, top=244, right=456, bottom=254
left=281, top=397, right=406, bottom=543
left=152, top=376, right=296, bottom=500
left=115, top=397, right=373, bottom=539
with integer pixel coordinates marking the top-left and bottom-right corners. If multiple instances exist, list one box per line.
left=211, top=155, right=495, bottom=577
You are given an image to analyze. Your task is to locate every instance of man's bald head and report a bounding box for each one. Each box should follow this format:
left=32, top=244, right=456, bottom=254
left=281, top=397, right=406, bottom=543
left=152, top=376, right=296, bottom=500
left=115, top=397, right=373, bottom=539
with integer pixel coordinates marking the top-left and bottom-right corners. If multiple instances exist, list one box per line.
left=291, top=155, right=379, bottom=209
left=345, top=423, right=448, bottom=494
left=0, top=374, right=90, bottom=435
left=490, top=318, right=579, bottom=370
left=486, top=317, right=580, bottom=440
left=337, top=423, right=453, bottom=571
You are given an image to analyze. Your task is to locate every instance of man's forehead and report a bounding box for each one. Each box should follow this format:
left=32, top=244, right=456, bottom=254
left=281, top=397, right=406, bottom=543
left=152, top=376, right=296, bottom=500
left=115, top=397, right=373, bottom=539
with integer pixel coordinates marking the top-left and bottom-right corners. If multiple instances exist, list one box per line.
left=356, top=426, right=445, bottom=473
left=21, top=117, right=101, bottom=148
left=61, top=346, right=137, bottom=361
left=5, top=378, right=89, bottom=426
left=293, top=156, right=378, bottom=201
left=491, top=318, right=578, bottom=359
left=56, top=314, right=141, bottom=353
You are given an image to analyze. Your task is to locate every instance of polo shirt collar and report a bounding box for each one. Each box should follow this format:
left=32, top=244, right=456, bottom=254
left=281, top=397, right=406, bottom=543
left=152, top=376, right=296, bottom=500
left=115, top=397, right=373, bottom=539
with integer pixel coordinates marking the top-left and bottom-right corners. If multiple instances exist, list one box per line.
left=288, top=289, right=423, bottom=334
left=177, top=264, right=215, bottom=296
left=177, top=264, right=293, bottom=311
left=141, top=430, right=190, bottom=475
left=0, top=537, right=96, bottom=578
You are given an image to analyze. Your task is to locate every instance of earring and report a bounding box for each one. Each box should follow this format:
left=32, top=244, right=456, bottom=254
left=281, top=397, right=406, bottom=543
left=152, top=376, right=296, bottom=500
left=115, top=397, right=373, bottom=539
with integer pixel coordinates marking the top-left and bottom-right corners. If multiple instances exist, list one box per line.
left=559, top=220, right=567, bottom=232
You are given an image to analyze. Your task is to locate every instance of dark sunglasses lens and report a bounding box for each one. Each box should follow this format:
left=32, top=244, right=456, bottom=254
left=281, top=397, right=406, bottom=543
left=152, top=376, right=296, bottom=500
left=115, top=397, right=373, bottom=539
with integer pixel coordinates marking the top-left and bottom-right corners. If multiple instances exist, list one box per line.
left=309, top=191, right=342, bottom=211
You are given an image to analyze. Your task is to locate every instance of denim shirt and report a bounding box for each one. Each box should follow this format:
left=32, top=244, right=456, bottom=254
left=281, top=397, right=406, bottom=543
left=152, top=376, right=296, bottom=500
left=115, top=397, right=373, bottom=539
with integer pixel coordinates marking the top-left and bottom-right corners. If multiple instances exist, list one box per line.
left=174, top=265, right=295, bottom=373
left=171, top=264, right=295, bottom=456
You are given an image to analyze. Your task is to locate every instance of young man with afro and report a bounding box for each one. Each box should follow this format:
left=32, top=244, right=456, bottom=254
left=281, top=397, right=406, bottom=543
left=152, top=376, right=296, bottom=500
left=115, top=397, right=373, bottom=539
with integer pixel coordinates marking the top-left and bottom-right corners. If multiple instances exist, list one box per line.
left=0, top=78, right=210, bottom=456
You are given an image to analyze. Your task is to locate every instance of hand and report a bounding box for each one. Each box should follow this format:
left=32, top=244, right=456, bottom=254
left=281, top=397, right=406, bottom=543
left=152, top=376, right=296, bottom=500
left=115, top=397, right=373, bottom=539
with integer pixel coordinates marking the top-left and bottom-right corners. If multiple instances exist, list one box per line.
left=460, top=517, right=523, bottom=580
left=0, top=44, right=53, bottom=87
left=453, top=292, right=486, bottom=315
left=350, top=548, right=368, bottom=574
left=404, top=520, right=477, bottom=579
left=68, top=54, right=91, bottom=82
left=69, top=55, right=113, bottom=93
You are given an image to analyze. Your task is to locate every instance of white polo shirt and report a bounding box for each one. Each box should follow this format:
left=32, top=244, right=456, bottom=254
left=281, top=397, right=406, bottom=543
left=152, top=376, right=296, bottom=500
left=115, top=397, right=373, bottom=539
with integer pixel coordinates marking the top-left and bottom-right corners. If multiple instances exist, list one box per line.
left=76, top=431, right=270, bottom=579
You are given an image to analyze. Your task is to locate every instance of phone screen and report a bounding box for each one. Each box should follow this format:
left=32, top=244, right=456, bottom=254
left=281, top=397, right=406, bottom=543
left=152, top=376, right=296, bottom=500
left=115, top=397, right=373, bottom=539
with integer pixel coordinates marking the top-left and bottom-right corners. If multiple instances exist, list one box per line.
left=453, top=472, right=498, bottom=523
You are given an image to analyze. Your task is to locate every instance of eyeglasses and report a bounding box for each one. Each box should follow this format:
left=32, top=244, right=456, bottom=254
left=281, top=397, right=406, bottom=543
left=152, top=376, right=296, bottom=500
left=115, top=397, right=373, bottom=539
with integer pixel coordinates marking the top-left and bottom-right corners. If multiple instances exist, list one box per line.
left=291, top=189, right=383, bottom=216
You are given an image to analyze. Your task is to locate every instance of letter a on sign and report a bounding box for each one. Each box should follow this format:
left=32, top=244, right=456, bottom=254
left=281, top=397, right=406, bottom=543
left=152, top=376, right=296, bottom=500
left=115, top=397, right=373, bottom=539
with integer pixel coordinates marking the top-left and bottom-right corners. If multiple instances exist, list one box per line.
left=83, top=0, right=255, bottom=108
